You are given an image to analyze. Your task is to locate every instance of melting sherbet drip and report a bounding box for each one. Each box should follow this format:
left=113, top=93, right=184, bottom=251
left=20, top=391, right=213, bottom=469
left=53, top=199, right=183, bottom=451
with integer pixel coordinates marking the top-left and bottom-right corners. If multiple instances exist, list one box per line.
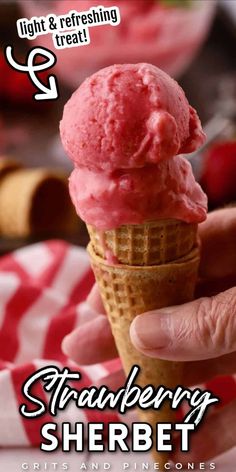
left=97, top=230, right=119, bottom=264
left=128, top=225, right=133, bottom=266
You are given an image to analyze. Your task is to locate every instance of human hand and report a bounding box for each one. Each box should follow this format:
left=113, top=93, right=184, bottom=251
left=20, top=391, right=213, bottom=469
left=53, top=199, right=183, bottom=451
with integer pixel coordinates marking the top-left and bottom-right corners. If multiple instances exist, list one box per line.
left=62, top=207, right=236, bottom=461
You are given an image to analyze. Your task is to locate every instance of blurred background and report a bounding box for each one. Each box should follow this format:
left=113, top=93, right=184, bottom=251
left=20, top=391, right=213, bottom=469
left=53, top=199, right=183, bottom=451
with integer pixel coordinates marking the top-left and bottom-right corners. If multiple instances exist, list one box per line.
left=0, top=0, right=236, bottom=253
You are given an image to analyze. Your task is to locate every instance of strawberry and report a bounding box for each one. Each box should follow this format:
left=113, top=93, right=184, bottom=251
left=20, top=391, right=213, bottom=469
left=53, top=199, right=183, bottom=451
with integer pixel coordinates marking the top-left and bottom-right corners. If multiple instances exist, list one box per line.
left=201, top=141, right=236, bottom=206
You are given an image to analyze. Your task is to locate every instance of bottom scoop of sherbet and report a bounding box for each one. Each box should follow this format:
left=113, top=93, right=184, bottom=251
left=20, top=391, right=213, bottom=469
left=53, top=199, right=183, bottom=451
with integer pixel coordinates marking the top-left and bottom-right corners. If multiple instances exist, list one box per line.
left=69, top=155, right=207, bottom=230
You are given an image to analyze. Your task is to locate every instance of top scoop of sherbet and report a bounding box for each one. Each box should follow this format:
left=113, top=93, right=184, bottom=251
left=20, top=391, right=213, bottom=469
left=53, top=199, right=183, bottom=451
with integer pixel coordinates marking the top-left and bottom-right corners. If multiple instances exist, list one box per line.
left=60, top=63, right=205, bottom=172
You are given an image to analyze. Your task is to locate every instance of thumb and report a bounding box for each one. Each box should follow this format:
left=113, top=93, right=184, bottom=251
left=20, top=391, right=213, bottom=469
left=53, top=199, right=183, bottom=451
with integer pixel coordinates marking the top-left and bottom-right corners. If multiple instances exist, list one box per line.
left=130, top=287, right=236, bottom=361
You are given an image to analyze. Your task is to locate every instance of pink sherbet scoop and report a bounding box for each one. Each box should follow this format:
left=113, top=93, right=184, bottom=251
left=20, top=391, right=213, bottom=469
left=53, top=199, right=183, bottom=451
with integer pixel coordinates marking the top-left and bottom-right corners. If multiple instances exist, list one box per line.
left=60, top=63, right=207, bottom=229
left=60, top=63, right=205, bottom=171
left=69, top=156, right=207, bottom=230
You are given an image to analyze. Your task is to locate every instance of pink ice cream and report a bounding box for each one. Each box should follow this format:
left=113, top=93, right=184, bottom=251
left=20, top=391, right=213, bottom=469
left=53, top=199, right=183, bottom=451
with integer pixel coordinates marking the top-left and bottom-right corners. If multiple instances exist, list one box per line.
left=60, top=63, right=205, bottom=171
left=60, top=63, right=207, bottom=230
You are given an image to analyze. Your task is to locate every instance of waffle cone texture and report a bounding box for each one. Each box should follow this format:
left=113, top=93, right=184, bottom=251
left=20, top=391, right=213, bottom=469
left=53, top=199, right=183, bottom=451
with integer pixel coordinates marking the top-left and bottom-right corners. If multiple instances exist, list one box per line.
left=87, top=219, right=197, bottom=266
left=88, top=238, right=200, bottom=468
left=0, top=166, right=77, bottom=237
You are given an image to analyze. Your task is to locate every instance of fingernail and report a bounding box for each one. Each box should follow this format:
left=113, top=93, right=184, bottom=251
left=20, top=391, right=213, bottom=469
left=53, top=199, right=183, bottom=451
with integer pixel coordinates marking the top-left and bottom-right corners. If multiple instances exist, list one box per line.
left=61, top=334, right=71, bottom=356
left=77, top=301, right=98, bottom=325
left=87, top=283, right=104, bottom=312
left=130, top=311, right=171, bottom=350
left=87, top=284, right=98, bottom=304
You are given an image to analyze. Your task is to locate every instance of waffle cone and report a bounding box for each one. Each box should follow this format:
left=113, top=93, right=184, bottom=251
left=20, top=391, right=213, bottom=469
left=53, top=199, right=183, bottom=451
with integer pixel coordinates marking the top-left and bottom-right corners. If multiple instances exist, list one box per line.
left=87, top=219, right=197, bottom=266
left=0, top=157, right=22, bottom=177
left=88, top=243, right=200, bottom=468
left=0, top=169, right=76, bottom=237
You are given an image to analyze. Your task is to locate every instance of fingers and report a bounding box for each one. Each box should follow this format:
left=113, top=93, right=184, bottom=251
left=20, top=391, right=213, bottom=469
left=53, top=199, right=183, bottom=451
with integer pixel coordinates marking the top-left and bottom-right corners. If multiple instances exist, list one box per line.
left=184, top=352, right=236, bottom=386
left=62, top=315, right=118, bottom=365
left=87, top=283, right=105, bottom=313
left=62, top=282, right=116, bottom=364
left=199, top=207, right=236, bottom=279
left=77, top=300, right=101, bottom=326
left=130, top=286, right=236, bottom=361
left=173, top=399, right=236, bottom=463
left=95, top=369, right=126, bottom=389
left=102, top=354, right=236, bottom=390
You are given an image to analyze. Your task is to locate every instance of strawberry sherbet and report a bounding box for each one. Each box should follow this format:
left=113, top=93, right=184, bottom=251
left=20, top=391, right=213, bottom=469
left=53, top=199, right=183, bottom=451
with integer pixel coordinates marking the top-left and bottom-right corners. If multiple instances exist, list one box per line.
left=60, top=63, right=205, bottom=171
left=60, top=63, right=207, bottom=229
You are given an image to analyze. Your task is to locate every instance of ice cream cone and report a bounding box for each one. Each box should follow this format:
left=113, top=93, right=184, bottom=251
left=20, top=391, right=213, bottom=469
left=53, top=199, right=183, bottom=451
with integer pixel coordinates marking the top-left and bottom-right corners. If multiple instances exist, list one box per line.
left=0, top=156, right=22, bottom=178
left=60, top=62, right=207, bottom=468
left=0, top=168, right=77, bottom=237
left=87, top=219, right=197, bottom=266
left=88, top=242, right=200, bottom=467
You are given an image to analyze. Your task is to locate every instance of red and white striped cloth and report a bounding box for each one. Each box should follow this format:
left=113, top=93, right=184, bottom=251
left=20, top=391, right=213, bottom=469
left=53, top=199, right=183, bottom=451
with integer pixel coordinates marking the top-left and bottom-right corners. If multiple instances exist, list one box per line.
left=0, top=240, right=235, bottom=447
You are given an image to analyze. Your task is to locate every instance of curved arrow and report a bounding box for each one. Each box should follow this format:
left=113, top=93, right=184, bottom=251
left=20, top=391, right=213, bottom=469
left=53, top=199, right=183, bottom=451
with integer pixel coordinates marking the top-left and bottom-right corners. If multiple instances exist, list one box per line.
left=5, top=45, right=59, bottom=101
